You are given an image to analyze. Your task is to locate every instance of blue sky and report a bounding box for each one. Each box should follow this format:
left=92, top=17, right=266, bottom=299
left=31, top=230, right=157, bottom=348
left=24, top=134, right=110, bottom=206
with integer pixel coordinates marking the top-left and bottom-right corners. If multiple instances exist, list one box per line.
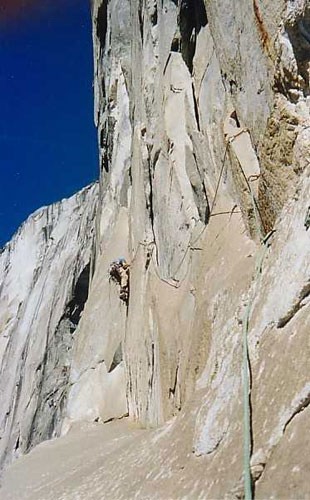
left=0, top=0, right=98, bottom=247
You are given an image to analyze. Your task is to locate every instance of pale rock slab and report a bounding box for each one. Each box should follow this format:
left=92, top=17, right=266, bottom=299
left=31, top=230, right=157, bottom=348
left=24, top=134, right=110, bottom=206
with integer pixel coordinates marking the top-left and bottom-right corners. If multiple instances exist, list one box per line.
left=1, top=0, right=310, bottom=498
left=0, top=184, right=98, bottom=468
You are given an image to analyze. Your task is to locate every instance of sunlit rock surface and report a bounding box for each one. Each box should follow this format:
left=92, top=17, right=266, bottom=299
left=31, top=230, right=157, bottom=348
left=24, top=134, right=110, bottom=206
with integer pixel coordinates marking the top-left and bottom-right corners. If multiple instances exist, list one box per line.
left=0, top=184, right=98, bottom=468
left=1, top=0, right=310, bottom=498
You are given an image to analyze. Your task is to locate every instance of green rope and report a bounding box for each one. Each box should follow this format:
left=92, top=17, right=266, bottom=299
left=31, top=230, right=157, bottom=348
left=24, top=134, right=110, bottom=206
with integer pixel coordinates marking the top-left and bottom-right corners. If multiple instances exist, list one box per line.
left=242, top=296, right=253, bottom=500
left=135, top=134, right=265, bottom=500
left=242, top=231, right=274, bottom=499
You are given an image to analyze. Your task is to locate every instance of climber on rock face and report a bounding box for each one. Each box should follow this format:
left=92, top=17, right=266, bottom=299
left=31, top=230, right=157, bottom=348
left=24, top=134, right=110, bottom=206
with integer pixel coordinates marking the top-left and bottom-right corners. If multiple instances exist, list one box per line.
left=109, top=257, right=130, bottom=303
left=118, top=261, right=130, bottom=301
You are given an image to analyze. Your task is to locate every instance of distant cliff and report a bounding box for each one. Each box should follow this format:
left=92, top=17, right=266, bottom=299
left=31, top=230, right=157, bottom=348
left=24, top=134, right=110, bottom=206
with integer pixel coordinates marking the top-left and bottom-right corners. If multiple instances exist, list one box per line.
left=0, top=184, right=98, bottom=468
left=1, top=1, right=309, bottom=498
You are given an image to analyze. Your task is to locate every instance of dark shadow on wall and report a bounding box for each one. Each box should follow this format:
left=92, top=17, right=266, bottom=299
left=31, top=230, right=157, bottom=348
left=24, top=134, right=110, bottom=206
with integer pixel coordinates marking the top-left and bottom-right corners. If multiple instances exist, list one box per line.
left=179, top=0, right=208, bottom=73
left=68, top=262, right=91, bottom=325
left=97, top=0, right=108, bottom=50
left=23, top=263, right=91, bottom=454
left=286, top=9, right=310, bottom=93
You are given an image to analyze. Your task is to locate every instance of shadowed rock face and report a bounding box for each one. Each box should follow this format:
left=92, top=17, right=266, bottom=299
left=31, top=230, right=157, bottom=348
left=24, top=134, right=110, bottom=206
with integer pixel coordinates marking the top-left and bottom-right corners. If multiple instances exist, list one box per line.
left=1, top=1, right=310, bottom=498
left=24, top=262, right=92, bottom=451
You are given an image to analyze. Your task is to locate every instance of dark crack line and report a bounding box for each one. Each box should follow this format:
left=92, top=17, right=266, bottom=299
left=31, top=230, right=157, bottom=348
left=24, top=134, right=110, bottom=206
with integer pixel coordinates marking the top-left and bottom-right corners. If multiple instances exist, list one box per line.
left=283, top=393, right=310, bottom=434
left=277, top=282, right=310, bottom=328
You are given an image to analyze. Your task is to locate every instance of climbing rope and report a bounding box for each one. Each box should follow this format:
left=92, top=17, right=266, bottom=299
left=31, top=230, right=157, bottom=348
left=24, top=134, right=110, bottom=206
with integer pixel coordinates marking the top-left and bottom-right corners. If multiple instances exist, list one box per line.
left=131, top=132, right=260, bottom=291
left=209, top=140, right=230, bottom=214
left=241, top=219, right=274, bottom=500
left=242, top=296, right=253, bottom=500
left=128, top=129, right=271, bottom=500
left=209, top=130, right=272, bottom=500
left=141, top=139, right=233, bottom=289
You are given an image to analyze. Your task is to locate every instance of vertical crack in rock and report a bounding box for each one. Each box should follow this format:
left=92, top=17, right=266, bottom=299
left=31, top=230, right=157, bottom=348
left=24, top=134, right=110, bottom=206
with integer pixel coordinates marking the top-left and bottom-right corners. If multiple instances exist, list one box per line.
left=178, top=0, right=208, bottom=73
left=191, top=151, right=210, bottom=224
left=147, top=153, right=158, bottom=258
left=150, top=2, right=158, bottom=26
left=96, top=0, right=108, bottom=50
left=26, top=263, right=91, bottom=451
left=138, top=0, right=144, bottom=41
left=191, top=83, right=201, bottom=131
left=168, top=364, right=181, bottom=411
left=108, top=343, right=123, bottom=373
left=149, top=342, right=155, bottom=391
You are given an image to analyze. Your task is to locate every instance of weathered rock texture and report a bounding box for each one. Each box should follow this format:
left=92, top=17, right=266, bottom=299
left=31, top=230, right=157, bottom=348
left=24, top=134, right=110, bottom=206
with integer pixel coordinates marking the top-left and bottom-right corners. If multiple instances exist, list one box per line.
left=1, top=0, right=310, bottom=498
left=0, top=184, right=98, bottom=469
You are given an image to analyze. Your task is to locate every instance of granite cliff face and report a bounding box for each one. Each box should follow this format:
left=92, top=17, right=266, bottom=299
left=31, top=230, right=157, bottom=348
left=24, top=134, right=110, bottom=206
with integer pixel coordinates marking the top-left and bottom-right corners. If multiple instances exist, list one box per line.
left=1, top=0, right=310, bottom=498
left=0, top=184, right=98, bottom=469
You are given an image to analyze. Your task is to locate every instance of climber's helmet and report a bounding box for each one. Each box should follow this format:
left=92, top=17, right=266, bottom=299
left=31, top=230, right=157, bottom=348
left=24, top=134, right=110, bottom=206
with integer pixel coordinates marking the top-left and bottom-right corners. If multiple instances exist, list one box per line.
left=116, top=257, right=127, bottom=265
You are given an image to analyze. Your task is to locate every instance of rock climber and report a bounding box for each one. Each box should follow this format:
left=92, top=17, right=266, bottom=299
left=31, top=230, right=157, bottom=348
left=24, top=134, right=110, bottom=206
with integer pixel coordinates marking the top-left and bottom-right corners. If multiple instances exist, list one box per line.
left=109, top=257, right=130, bottom=303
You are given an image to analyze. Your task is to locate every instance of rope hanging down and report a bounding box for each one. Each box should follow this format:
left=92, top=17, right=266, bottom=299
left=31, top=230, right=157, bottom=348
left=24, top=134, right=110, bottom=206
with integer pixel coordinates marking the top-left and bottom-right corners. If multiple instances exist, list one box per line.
left=241, top=227, right=274, bottom=500
left=143, top=139, right=233, bottom=289
left=128, top=131, right=271, bottom=500
left=132, top=132, right=262, bottom=291
left=133, top=132, right=270, bottom=500
left=130, top=129, right=271, bottom=500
